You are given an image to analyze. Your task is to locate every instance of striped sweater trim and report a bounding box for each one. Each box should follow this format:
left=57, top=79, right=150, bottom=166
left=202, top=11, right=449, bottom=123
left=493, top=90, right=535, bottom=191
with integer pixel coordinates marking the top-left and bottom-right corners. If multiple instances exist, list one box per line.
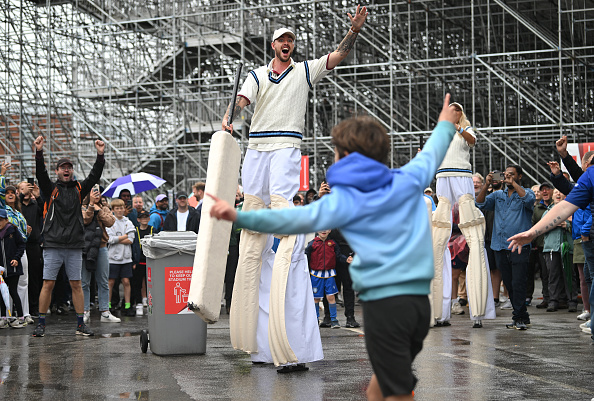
left=249, top=131, right=303, bottom=139
left=436, top=168, right=472, bottom=175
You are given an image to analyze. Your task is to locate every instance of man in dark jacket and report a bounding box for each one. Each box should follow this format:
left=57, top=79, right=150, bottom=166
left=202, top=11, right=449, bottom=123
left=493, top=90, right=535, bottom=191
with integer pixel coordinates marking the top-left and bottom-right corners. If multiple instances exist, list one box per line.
left=32, top=135, right=105, bottom=338
left=163, top=192, right=200, bottom=233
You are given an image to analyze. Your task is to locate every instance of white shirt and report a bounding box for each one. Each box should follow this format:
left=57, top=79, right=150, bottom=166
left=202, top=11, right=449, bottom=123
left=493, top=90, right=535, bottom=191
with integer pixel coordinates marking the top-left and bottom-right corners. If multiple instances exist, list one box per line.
left=176, top=210, right=189, bottom=232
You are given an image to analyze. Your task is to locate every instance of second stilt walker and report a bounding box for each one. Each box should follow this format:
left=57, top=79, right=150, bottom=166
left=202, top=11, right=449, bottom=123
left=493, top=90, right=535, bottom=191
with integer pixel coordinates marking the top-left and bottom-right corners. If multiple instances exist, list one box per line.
left=431, top=102, right=494, bottom=326
left=221, top=5, right=368, bottom=370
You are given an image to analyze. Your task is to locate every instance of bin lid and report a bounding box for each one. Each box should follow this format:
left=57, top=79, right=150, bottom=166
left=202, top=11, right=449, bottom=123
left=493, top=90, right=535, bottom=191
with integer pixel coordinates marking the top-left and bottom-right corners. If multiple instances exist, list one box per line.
left=141, top=231, right=197, bottom=259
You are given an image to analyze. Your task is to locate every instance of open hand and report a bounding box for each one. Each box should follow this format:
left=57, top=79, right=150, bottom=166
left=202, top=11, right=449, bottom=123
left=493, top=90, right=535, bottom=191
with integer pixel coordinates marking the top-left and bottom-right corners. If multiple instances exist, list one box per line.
left=507, top=231, right=534, bottom=253
left=0, top=161, right=10, bottom=176
left=207, top=193, right=238, bottom=222
left=348, top=5, right=368, bottom=31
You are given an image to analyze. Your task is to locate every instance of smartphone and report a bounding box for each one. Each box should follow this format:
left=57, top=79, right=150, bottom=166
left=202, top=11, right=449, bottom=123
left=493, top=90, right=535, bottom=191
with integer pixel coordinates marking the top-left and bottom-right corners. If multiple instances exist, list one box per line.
left=93, top=184, right=100, bottom=192
left=493, top=171, right=505, bottom=181
left=27, top=177, right=35, bottom=185
left=126, top=199, right=133, bottom=208
left=4, top=155, right=10, bottom=165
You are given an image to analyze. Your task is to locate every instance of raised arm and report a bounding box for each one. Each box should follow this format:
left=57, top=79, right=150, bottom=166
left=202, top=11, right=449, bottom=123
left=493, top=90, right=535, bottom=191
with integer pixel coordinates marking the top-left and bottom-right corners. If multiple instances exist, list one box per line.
left=556, top=136, right=583, bottom=181
left=327, top=5, right=368, bottom=70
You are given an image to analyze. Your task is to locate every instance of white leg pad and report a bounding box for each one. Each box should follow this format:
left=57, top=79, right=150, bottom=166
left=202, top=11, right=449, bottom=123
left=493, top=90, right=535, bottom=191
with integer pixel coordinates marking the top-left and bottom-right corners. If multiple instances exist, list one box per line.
left=431, top=196, right=452, bottom=320
left=458, top=193, right=488, bottom=317
left=229, top=194, right=268, bottom=353
left=268, top=195, right=298, bottom=366
left=188, top=131, right=241, bottom=324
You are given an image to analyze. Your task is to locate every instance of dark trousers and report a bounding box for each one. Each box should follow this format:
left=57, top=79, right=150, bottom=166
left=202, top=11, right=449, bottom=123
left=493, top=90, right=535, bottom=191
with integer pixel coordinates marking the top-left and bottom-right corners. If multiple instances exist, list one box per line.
left=1, top=275, right=23, bottom=318
left=224, top=245, right=239, bottom=307
left=544, top=252, right=570, bottom=306
left=526, top=247, right=544, bottom=300
left=495, top=249, right=530, bottom=321
left=131, top=262, right=146, bottom=305
left=26, top=242, right=43, bottom=315
left=539, top=251, right=550, bottom=302
left=324, top=262, right=356, bottom=319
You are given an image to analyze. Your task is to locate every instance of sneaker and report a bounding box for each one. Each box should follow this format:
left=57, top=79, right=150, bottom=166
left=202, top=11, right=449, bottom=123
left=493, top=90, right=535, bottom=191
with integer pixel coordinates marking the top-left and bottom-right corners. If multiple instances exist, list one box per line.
left=0, top=319, right=7, bottom=329
left=435, top=320, right=451, bottom=327
left=579, top=320, right=591, bottom=330
left=523, top=317, right=531, bottom=326
left=123, top=307, right=136, bottom=317
left=458, top=298, right=468, bottom=307
left=76, top=323, right=94, bottom=336
left=581, top=326, right=592, bottom=334
left=568, top=304, right=578, bottom=313
left=546, top=303, right=558, bottom=312
left=142, top=297, right=148, bottom=307
left=319, top=317, right=331, bottom=328
left=500, top=299, right=513, bottom=310
left=506, top=320, right=527, bottom=330
left=136, top=304, right=144, bottom=316
left=577, top=311, right=591, bottom=321
left=32, top=324, right=45, bottom=337
left=525, top=298, right=532, bottom=306
left=100, top=311, right=121, bottom=323
left=9, top=318, right=27, bottom=328
left=494, top=299, right=501, bottom=307
left=451, top=302, right=465, bottom=315
left=345, top=316, right=361, bottom=328
left=83, top=311, right=91, bottom=324
left=535, top=300, right=548, bottom=309
left=331, top=319, right=340, bottom=329
left=472, top=320, right=482, bottom=328
left=25, top=315, right=35, bottom=325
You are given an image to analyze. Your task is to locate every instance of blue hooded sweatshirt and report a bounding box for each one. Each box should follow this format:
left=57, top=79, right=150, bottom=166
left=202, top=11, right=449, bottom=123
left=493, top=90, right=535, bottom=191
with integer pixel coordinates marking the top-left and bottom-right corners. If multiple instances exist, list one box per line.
left=149, top=204, right=168, bottom=233
left=235, top=120, right=456, bottom=301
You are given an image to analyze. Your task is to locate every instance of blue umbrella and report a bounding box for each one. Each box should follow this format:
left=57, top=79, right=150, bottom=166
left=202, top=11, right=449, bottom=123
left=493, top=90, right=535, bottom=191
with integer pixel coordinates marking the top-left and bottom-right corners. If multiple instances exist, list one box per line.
left=102, top=173, right=166, bottom=198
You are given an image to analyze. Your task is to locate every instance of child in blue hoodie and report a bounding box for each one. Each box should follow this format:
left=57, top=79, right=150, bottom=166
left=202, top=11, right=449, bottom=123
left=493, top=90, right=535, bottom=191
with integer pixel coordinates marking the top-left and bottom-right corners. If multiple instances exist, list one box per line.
left=209, top=95, right=458, bottom=401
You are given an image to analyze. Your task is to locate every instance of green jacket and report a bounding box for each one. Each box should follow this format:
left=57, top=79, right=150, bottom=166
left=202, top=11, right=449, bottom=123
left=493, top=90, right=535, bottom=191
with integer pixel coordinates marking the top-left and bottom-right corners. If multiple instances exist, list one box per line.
left=542, top=205, right=572, bottom=253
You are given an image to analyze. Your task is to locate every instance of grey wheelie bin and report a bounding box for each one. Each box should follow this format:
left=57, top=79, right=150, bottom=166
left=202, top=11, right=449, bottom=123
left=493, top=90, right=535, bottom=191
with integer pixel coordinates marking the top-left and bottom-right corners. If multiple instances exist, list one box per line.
left=139, top=231, right=207, bottom=355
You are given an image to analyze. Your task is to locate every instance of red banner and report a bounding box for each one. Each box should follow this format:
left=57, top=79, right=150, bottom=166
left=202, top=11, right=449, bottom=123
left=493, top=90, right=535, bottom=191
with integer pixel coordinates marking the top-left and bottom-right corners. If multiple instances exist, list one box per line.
left=300, top=156, right=310, bottom=191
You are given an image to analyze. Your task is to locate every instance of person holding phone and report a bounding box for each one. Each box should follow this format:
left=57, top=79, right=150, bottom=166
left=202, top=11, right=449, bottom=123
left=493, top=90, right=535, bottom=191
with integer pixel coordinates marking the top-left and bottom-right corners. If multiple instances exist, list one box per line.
left=431, top=103, right=494, bottom=328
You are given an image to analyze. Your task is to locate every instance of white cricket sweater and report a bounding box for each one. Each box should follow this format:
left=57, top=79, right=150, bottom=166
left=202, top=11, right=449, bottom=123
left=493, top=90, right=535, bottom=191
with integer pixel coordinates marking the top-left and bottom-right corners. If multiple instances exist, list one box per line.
left=238, top=55, right=332, bottom=150
left=436, top=127, right=477, bottom=178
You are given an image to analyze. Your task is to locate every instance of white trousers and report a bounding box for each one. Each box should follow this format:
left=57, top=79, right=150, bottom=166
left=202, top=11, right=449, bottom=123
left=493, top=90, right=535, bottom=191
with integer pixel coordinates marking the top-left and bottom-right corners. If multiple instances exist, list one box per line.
left=17, top=252, right=29, bottom=317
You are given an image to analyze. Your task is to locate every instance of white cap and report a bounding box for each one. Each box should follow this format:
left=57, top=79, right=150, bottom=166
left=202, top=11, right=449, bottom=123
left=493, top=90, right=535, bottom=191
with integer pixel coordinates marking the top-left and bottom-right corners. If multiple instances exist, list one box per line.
left=272, top=28, right=296, bottom=42
left=449, top=102, right=464, bottom=112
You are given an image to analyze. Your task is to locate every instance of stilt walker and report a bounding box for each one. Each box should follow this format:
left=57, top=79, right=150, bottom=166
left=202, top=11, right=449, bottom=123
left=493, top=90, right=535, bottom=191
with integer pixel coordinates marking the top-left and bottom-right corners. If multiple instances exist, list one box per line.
left=221, top=5, right=369, bottom=369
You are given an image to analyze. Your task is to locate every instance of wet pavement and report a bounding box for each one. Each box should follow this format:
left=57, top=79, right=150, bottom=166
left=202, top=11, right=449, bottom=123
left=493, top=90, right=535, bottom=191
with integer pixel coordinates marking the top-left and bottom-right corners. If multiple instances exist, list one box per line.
left=1, top=289, right=593, bottom=400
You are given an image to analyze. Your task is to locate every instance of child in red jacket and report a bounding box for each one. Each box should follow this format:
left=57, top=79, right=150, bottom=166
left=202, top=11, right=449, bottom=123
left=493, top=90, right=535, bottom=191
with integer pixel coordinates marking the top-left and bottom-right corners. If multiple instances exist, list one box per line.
left=305, top=229, right=353, bottom=328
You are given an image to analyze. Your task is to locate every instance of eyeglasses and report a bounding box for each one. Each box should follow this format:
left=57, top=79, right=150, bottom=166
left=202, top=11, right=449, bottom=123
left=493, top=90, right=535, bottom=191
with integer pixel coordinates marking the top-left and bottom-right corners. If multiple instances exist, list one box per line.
left=58, top=165, right=73, bottom=171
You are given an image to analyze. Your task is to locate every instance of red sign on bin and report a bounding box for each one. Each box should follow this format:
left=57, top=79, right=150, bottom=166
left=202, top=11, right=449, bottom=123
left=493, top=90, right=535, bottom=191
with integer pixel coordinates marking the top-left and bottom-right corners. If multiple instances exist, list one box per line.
left=164, top=266, right=193, bottom=314
left=300, top=156, right=309, bottom=191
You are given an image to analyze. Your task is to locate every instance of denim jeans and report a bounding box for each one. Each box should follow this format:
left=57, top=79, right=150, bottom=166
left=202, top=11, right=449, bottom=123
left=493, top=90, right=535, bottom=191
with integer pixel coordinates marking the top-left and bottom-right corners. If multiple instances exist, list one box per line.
left=81, top=247, right=110, bottom=312
left=495, top=249, right=530, bottom=321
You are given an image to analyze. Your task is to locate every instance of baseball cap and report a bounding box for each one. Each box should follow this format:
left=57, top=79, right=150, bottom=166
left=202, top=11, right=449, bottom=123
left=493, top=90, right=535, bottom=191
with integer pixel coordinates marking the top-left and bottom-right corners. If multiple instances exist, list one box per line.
left=176, top=191, right=188, bottom=199
left=138, top=209, right=150, bottom=218
left=5, top=185, right=17, bottom=193
left=540, top=182, right=553, bottom=190
left=272, top=28, right=295, bottom=42
left=155, top=194, right=168, bottom=202
left=56, top=158, right=73, bottom=169
left=424, top=187, right=433, bottom=194
left=0, top=209, right=6, bottom=219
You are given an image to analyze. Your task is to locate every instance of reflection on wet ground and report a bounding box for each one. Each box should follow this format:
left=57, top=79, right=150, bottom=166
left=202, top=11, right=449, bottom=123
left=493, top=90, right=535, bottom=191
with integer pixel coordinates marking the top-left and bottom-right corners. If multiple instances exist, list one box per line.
left=0, top=294, right=593, bottom=400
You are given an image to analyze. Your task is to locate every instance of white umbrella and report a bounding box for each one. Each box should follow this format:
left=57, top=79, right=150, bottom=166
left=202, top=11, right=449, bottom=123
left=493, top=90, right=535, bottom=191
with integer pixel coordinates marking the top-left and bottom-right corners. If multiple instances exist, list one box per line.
left=102, top=173, right=166, bottom=198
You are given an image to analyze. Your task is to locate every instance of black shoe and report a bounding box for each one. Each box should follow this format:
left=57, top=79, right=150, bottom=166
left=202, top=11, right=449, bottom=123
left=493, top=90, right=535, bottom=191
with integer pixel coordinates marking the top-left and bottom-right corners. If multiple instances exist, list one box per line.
left=277, top=364, right=309, bottom=374
left=319, top=317, right=331, bottom=328
left=557, top=302, right=569, bottom=310
left=123, top=307, right=136, bottom=317
left=523, top=317, right=531, bottom=326
left=458, top=298, right=468, bottom=307
left=76, top=323, right=94, bottom=336
left=536, top=301, right=548, bottom=309
left=506, top=320, right=527, bottom=330
left=32, top=324, right=45, bottom=337
left=56, top=305, right=69, bottom=315
left=345, top=317, right=361, bottom=328
left=568, top=304, right=578, bottom=313
left=472, top=320, right=483, bottom=328
left=435, top=321, right=451, bottom=327
left=546, top=303, right=558, bottom=312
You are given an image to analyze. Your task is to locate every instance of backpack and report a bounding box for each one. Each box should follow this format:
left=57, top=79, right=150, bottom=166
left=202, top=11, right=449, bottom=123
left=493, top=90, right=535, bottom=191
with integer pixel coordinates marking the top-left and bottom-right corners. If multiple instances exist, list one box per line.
left=150, top=211, right=164, bottom=229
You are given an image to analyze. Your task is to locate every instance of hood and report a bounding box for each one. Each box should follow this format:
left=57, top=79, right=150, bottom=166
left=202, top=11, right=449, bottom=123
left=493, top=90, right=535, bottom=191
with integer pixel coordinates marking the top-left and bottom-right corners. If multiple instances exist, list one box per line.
left=149, top=204, right=168, bottom=215
left=326, top=152, right=392, bottom=193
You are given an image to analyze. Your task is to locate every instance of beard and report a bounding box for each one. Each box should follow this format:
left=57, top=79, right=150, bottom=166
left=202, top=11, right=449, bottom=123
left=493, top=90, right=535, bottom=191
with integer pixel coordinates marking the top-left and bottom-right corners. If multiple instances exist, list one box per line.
left=492, top=182, right=502, bottom=190
left=275, top=47, right=292, bottom=62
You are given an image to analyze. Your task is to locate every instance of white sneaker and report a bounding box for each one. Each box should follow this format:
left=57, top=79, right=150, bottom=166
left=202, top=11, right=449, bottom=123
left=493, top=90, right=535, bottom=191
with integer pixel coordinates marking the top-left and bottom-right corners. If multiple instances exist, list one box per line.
left=500, top=299, right=513, bottom=310
left=83, top=310, right=91, bottom=324
left=100, top=311, right=121, bottom=323
left=581, top=326, right=592, bottom=334
left=580, top=320, right=591, bottom=330
left=9, top=318, right=27, bottom=328
left=142, top=297, right=148, bottom=307
left=451, top=302, right=465, bottom=315
left=0, top=319, right=7, bottom=329
left=577, top=311, right=591, bottom=321
left=136, top=304, right=144, bottom=316
left=25, top=315, right=35, bottom=325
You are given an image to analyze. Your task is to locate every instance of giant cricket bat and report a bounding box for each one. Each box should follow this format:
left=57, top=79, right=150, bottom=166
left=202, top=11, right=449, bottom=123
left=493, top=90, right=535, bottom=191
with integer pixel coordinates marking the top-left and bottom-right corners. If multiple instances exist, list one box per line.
left=187, top=63, right=243, bottom=323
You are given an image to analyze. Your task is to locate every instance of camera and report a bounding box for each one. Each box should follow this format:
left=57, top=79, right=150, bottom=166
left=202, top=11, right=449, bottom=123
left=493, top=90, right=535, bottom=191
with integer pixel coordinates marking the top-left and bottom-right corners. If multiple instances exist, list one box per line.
left=493, top=171, right=505, bottom=181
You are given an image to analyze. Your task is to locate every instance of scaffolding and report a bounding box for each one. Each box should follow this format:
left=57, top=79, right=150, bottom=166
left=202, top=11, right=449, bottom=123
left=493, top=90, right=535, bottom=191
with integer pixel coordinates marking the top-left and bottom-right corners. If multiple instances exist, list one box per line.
left=2, top=0, right=593, bottom=194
